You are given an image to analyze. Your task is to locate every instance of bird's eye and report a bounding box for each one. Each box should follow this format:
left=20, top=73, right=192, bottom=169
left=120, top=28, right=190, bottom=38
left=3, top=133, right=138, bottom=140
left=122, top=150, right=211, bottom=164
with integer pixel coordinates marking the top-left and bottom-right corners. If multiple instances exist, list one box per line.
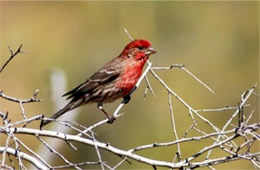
left=138, top=46, right=144, bottom=50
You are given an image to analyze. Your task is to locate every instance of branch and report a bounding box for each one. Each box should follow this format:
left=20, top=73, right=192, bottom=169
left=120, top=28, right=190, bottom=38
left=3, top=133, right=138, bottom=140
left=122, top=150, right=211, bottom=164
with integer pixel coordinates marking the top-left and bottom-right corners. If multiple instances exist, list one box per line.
left=1, top=42, right=258, bottom=169
left=0, top=147, right=47, bottom=170
left=206, top=84, right=257, bottom=158
left=129, top=129, right=236, bottom=152
left=168, top=93, right=181, bottom=161
left=0, top=127, right=178, bottom=168
left=0, top=90, right=41, bottom=104
left=0, top=90, right=41, bottom=120
left=151, top=64, right=215, bottom=94
left=148, top=61, right=221, bottom=134
left=0, top=44, right=25, bottom=73
left=1, top=121, right=258, bottom=169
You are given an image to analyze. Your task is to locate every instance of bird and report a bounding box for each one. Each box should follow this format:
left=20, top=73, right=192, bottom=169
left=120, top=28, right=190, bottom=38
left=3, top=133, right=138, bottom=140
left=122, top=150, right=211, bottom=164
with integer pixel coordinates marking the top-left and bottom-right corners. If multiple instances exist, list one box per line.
left=41, top=39, right=156, bottom=127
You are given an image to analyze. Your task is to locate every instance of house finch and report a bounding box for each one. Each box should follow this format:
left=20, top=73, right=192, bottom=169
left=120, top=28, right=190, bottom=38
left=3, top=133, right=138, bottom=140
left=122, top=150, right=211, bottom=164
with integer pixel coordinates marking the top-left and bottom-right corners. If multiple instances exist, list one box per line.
left=41, top=39, right=156, bottom=127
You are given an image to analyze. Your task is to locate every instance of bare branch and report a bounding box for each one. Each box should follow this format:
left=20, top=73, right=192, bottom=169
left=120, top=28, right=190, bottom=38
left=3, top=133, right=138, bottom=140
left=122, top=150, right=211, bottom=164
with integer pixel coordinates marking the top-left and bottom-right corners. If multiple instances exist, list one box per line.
left=1, top=135, right=11, bottom=167
left=144, top=75, right=156, bottom=99
left=15, top=138, right=52, bottom=169
left=124, top=28, right=134, bottom=41
left=0, top=147, right=47, bottom=170
left=37, top=136, right=81, bottom=170
left=151, top=64, right=214, bottom=94
left=196, top=104, right=251, bottom=112
left=0, top=90, right=41, bottom=104
left=206, top=84, right=257, bottom=158
left=148, top=61, right=221, bottom=134
left=0, top=44, right=25, bottom=73
left=91, top=132, right=106, bottom=170
left=168, top=93, right=181, bottom=162
left=129, top=129, right=236, bottom=153
left=1, top=127, right=179, bottom=168
left=0, top=90, right=41, bottom=120
left=1, top=43, right=258, bottom=169
left=53, top=161, right=102, bottom=169
left=182, top=67, right=215, bottom=94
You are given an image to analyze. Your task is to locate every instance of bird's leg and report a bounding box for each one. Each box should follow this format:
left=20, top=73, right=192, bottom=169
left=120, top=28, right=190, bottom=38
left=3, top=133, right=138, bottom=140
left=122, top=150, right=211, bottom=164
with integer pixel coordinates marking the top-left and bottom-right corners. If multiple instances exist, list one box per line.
left=123, top=95, right=131, bottom=104
left=97, top=103, right=116, bottom=124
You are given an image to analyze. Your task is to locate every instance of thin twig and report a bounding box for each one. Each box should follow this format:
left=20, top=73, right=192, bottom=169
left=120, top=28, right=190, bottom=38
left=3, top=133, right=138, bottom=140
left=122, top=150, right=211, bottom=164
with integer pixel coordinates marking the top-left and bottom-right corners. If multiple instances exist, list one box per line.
left=112, top=157, right=128, bottom=170
left=182, top=67, right=215, bottom=94
left=151, top=64, right=214, bottom=94
left=52, top=161, right=102, bottom=169
left=245, top=109, right=255, bottom=125
left=91, top=132, right=106, bottom=170
left=144, top=75, right=156, bottom=99
left=41, top=117, right=92, bottom=138
left=0, top=90, right=41, bottom=103
left=9, top=115, right=43, bottom=127
left=168, top=93, right=181, bottom=162
left=11, top=135, right=23, bottom=169
left=206, top=84, right=257, bottom=158
left=129, top=129, right=236, bottom=153
left=148, top=61, right=221, bottom=134
left=15, top=138, right=52, bottom=169
left=1, top=135, right=11, bottom=167
left=193, top=127, right=235, bottom=150
left=124, top=28, right=134, bottom=41
left=0, top=147, right=47, bottom=169
left=37, top=136, right=81, bottom=170
left=187, top=134, right=238, bottom=162
left=0, top=44, right=25, bottom=73
left=19, top=101, right=27, bottom=119
left=196, top=104, right=251, bottom=112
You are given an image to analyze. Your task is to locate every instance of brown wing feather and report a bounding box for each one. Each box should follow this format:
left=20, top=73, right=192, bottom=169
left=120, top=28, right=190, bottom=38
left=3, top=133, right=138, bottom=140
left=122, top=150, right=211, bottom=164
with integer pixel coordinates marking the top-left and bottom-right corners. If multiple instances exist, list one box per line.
left=62, top=57, right=124, bottom=100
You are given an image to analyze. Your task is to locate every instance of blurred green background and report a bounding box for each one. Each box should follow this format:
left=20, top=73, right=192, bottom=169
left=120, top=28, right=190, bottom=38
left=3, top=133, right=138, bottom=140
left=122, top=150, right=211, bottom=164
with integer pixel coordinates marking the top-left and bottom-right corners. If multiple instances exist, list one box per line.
left=1, top=1, right=259, bottom=169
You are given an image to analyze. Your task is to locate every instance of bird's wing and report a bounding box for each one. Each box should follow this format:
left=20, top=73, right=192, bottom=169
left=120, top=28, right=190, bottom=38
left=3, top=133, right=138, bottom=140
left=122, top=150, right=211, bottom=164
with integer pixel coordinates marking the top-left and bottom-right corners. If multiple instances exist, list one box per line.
left=62, top=58, right=123, bottom=100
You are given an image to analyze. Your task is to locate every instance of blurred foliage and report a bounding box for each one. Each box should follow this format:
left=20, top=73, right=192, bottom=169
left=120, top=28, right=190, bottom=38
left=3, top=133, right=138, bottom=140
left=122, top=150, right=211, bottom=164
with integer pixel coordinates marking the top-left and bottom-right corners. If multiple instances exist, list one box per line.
left=1, top=1, right=259, bottom=169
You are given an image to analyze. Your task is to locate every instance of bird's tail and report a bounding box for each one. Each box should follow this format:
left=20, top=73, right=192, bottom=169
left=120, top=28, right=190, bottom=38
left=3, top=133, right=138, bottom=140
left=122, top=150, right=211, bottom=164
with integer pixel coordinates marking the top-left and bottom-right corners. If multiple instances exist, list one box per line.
left=41, top=99, right=83, bottom=127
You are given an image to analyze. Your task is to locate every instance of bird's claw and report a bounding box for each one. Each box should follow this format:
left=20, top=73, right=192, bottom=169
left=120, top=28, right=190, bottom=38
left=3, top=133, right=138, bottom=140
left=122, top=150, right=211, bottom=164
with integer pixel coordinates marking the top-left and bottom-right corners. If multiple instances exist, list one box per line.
left=107, top=116, right=116, bottom=124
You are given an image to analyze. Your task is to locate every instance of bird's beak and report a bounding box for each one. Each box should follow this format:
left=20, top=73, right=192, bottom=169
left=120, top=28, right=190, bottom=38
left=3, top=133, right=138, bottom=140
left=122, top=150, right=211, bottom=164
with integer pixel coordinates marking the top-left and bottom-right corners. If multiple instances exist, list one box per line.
left=145, top=46, right=157, bottom=55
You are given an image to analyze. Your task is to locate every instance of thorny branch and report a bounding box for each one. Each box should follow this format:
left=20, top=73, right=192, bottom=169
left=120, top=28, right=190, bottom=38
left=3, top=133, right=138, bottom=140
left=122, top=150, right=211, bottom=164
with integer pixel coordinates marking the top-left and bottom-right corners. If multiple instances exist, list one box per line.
left=0, top=44, right=259, bottom=169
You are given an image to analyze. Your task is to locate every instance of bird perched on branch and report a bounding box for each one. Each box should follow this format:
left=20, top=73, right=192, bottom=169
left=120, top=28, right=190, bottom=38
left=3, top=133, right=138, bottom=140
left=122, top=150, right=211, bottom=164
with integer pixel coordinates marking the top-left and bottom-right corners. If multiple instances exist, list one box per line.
left=41, top=39, right=156, bottom=127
